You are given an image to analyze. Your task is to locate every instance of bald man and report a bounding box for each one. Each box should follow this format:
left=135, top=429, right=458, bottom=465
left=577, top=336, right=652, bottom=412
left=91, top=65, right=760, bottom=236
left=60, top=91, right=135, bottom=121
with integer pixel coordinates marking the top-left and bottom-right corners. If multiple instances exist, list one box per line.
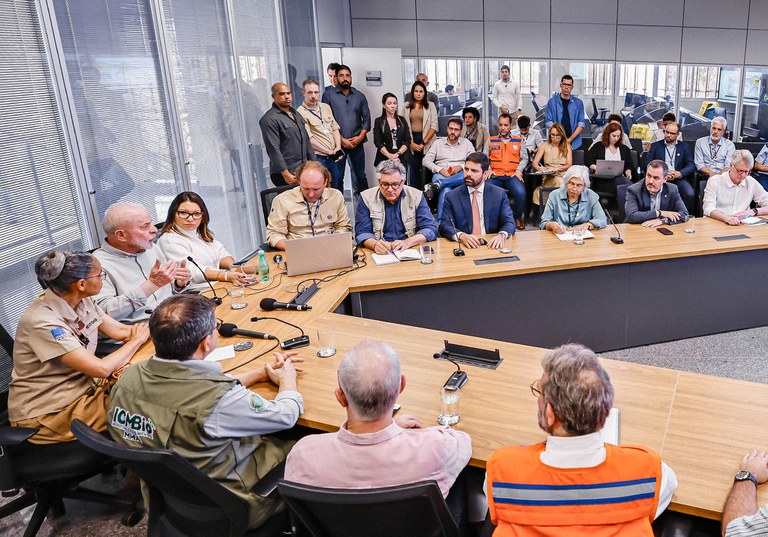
left=259, top=81, right=315, bottom=187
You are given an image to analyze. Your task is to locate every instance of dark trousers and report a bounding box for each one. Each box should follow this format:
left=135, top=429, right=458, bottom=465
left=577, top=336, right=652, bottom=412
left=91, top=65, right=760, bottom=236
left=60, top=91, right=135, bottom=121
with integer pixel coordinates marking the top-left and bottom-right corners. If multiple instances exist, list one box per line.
left=409, top=131, right=426, bottom=190
left=488, top=175, right=526, bottom=220
left=340, top=144, right=368, bottom=195
left=672, top=176, right=696, bottom=213
left=317, top=154, right=346, bottom=192
left=270, top=172, right=288, bottom=187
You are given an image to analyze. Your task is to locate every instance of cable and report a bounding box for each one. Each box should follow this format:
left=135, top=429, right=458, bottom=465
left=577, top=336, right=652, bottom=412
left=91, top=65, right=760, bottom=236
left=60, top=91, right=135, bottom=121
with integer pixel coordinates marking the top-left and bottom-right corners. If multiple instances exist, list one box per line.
left=283, top=251, right=368, bottom=295
left=244, top=271, right=286, bottom=296
left=222, top=339, right=280, bottom=374
left=250, top=316, right=305, bottom=336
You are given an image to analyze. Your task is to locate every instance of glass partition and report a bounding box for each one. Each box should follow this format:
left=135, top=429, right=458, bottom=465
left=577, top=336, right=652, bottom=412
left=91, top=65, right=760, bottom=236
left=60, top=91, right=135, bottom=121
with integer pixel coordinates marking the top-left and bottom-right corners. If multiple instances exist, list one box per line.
left=486, top=59, right=549, bottom=134
left=418, top=59, right=483, bottom=136
left=740, top=67, right=768, bottom=141
left=551, top=60, right=613, bottom=140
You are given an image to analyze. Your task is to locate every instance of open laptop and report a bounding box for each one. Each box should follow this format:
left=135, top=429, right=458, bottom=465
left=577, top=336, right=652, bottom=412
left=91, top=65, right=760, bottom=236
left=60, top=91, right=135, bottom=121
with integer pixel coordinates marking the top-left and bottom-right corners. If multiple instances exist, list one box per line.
left=284, top=232, right=354, bottom=276
left=594, top=159, right=624, bottom=178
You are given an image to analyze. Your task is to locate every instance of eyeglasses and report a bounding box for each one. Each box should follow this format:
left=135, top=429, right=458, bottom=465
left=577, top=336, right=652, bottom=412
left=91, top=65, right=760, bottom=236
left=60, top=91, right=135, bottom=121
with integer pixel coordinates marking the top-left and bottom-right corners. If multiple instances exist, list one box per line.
left=561, top=83, right=573, bottom=88
left=380, top=181, right=404, bottom=190
left=567, top=181, right=585, bottom=190
left=734, top=167, right=751, bottom=176
left=530, top=379, right=542, bottom=398
left=177, top=210, right=204, bottom=220
left=664, top=130, right=679, bottom=136
left=85, top=270, right=107, bottom=280
left=214, top=319, right=223, bottom=331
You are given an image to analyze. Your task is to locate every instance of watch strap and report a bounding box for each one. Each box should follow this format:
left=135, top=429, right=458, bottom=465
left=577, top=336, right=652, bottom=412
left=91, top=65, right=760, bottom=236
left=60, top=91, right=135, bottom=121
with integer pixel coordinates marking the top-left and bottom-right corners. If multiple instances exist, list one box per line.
left=735, top=470, right=759, bottom=488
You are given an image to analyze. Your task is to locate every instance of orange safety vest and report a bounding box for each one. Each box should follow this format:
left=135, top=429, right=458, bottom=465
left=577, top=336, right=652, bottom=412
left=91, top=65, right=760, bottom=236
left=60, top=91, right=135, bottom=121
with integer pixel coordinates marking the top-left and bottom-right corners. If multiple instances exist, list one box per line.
left=487, top=442, right=662, bottom=537
left=488, top=135, right=524, bottom=176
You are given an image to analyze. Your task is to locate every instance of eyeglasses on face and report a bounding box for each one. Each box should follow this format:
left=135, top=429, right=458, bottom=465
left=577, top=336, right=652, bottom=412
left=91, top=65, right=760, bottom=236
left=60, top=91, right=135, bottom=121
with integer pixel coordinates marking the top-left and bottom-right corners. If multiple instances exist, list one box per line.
left=530, top=379, right=543, bottom=398
left=177, top=210, right=204, bottom=220
left=379, top=181, right=404, bottom=190
left=85, top=270, right=107, bottom=280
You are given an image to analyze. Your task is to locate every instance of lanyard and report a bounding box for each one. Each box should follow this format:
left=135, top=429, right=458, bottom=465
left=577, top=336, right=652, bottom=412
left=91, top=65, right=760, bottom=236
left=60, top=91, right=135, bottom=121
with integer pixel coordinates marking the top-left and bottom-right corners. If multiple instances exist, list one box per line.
left=709, top=139, right=721, bottom=160
left=665, top=145, right=676, bottom=164
left=566, top=200, right=579, bottom=227
left=306, top=199, right=322, bottom=236
left=302, top=105, right=324, bottom=123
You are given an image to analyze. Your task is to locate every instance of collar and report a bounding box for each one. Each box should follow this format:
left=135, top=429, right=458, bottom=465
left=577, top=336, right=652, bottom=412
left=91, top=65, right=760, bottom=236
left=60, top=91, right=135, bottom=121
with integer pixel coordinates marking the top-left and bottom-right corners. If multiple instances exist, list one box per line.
left=468, top=182, right=485, bottom=196
left=709, top=137, right=723, bottom=147
left=272, top=102, right=296, bottom=116
left=302, top=101, right=319, bottom=111
left=378, top=189, right=406, bottom=205
left=334, top=86, right=356, bottom=95
left=152, top=355, right=223, bottom=373
left=665, top=140, right=678, bottom=148
left=100, top=239, right=145, bottom=258
left=545, top=431, right=604, bottom=454
left=727, top=175, right=747, bottom=189
left=337, top=420, right=403, bottom=445
left=41, top=288, right=79, bottom=323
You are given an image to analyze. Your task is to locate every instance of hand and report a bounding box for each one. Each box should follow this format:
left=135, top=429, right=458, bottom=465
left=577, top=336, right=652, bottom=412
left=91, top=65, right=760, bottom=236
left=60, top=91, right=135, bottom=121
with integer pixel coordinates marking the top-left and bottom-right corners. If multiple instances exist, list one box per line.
left=642, top=218, right=663, bottom=228
left=624, top=170, right=632, bottom=179
left=394, top=412, right=422, bottom=429
left=459, top=233, right=482, bottom=249
left=574, top=223, right=591, bottom=232
left=735, top=210, right=755, bottom=219
left=391, top=239, right=411, bottom=251
left=741, top=450, right=768, bottom=484
left=589, top=164, right=597, bottom=172
left=439, top=168, right=452, bottom=178
left=174, top=259, right=191, bottom=287
left=373, top=239, right=393, bottom=255
left=500, top=106, right=509, bottom=114
left=127, top=323, right=150, bottom=344
left=660, top=210, right=681, bottom=223
left=410, top=142, right=423, bottom=152
left=265, top=353, right=303, bottom=386
left=725, top=215, right=742, bottom=226
left=148, top=259, right=178, bottom=287
left=489, top=234, right=506, bottom=249
left=340, top=138, right=353, bottom=149
left=228, top=269, right=253, bottom=286
left=514, top=172, right=524, bottom=182
left=281, top=170, right=297, bottom=185
left=548, top=222, right=566, bottom=234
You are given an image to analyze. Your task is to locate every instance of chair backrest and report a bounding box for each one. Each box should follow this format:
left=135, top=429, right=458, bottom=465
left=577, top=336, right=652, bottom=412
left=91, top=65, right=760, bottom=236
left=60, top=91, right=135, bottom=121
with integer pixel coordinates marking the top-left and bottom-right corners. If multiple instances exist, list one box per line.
left=278, top=480, right=460, bottom=537
left=698, top=179, right=708, bottom=201
left=572, top=149, right=585, bottom=166
left=259, top=185, right=293, bottom=227
left=71, top=420, right=250, bottom=537
left=617, top=184, right=629, bottom=223
left=539, top=188, right=557, bottom=211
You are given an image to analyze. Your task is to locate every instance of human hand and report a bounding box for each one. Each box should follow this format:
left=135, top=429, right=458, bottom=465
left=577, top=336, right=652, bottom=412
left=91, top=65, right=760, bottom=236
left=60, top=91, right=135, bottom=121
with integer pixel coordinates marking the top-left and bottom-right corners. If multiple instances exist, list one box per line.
left=410, top=142, right=423, bottom=152
left=489, top=234, right=505, bottom=249
left=228, top=269, right=253, bottom=286
left=574, top=223, right=591, bottom=231
left=174, top=259, right=191, bottom=287
left=641, top=218, right=663, bottom=228
left=373, top=239, right=392, bottom=254
left=725, top=215, right=742, bottom=226
left=265, top=353, right=303, bottom=386
left=625, top=170, right=632, bottom=178
left=391, top=239, right=410, bottom=251
left=148, top=259, right=177, bottom=287
left=735, top=210, right=755, bottom=219
left=394, top=413, right=422, bottom=429
left=341, top=138, right=353, bottom=149
left=589, top=165, right=597, bottom=172
left=281, top=170, right=297, bottom=185
left=127, top=323, right=150, bottom=344
left=661, top=211, right=681, bottom=223
left=741, top=450, right=768, bottom=484
left=548, top=222, right=566, bottom=234
left=459, top=234, right=482, bottom=249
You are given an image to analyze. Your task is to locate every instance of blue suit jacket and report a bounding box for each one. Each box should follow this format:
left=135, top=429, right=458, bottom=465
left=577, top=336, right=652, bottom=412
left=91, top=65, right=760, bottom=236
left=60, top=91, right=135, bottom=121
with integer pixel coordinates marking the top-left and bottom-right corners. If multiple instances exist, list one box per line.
left=624, top=180, right=689, bottom=224
left=439, top=183, right=516, bottom=238
left=645, top=140, right=695, bottom=180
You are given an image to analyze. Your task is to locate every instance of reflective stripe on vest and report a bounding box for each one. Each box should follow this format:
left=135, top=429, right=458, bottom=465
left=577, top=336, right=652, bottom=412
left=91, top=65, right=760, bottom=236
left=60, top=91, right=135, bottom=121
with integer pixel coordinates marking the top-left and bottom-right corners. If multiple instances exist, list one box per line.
left=492, top=476, right=657, bottom=506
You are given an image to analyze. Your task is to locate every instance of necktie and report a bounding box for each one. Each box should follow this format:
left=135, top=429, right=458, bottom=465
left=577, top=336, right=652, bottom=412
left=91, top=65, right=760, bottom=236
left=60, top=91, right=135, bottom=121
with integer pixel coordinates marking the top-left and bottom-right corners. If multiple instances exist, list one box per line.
left=471, top=190, right=481, bottom=235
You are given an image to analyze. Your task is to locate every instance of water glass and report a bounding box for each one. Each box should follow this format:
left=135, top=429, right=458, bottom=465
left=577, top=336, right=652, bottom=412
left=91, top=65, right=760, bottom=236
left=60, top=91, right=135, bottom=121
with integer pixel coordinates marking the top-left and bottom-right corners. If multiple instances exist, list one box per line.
left=685, top=216, right=695, bottom=233
left=420, top=244, right=433, bottom=264
left=437, top=387, right=460, bottom=426
left=316, top=326, right=336, bottom=358
left=229, top=285, right=246, bottom=310
left=573, top=227, right=585, bottom=245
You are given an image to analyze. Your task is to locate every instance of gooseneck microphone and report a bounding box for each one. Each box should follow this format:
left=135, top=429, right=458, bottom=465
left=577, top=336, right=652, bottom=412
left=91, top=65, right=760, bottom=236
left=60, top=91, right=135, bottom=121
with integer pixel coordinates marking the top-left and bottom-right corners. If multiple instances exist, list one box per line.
left=218, top=322, right=277, bottom=340
left=603, top=209, right=624, bottom=245
left=186, top=256, right=222, bottom=305
left=450, top=217, right=465, bottom=256
left=260, top=298, right=312, bottom=311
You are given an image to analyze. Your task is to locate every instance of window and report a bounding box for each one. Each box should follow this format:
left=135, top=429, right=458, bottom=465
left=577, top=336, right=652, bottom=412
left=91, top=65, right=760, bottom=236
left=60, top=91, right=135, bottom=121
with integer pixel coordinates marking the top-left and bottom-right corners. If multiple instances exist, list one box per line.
left=618, top=64, right=677, bottom=101
left=419, top=58, right=483, bottom=135
left=680, top=65, right=720, bottom=99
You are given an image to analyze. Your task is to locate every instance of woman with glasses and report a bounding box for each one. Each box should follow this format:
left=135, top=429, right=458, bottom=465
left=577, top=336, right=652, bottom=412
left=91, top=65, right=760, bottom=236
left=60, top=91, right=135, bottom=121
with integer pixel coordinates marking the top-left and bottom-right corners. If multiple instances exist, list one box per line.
left=531, top=122, right=573, bottom=207
left=9, top=250, right=149, bottom=443
left=539, top=165, right=607, bottom=233
left=157, top=192, right=250, bottom=291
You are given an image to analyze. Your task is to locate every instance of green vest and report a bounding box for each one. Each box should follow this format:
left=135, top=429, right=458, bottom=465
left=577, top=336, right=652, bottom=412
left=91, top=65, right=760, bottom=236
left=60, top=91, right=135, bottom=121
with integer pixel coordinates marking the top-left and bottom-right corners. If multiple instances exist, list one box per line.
left=360, top=185, right=424, bottom=240
left=108, top=359, right=288, bottom=529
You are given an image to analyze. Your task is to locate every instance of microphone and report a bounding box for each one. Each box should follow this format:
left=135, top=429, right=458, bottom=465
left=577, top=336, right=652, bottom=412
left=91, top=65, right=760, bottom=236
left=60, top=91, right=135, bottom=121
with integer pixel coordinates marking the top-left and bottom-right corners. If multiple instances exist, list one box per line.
left=186, top=256, right=222, bottom=305
left=218, top=322, right=277, bottom=340
left=260, top=298, right=312, bottom=311
left=604, top=209, right=624, bottom=244
left=450, top=217, right=465, bottom=256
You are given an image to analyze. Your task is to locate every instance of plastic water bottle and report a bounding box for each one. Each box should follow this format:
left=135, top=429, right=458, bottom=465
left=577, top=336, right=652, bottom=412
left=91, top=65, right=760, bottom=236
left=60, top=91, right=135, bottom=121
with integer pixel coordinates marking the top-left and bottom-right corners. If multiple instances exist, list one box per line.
left=257, top=250, right=269, bottom=281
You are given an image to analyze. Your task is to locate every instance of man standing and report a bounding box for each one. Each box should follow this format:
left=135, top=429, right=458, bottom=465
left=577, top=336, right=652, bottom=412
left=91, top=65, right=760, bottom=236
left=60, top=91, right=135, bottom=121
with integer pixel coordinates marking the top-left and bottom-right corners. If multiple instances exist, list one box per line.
left=439, top=152, right=515, bottom=249
left=298, top=79, right=344, bottom=191
left=695, top=116, right=735, bottom=178
left=322, top=64, right=371, bottom=195
left=486, top=113, right=528, bottom=230
left=486, top=344, right=677, bottom=535
left=491, top=65, right=522, bottom=120
left=259, top=82, right=315, bottom=187
left=405, top=72, right=440, bottom=110
left=625, top=160, right=688, bottom=226
left=266, top=161, right=352, bottom=250
left=703, top=150, right=768, bottom=225
left=108, top=294, right=303, bottom=530
left=721, top=450, right=768, bottom=535
left=545, top=75, right=586, bottom=150
left=423, top=118, right=475, bottom=221
left=645, top=122, right=696, bottom=211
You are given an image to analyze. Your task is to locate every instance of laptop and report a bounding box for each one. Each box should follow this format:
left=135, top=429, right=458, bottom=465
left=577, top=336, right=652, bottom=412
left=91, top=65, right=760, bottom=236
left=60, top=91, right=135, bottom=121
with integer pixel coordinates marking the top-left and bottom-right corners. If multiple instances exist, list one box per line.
left=594, top=159, right=624, bottom=178
left=284, top=232, right=354, bottom=276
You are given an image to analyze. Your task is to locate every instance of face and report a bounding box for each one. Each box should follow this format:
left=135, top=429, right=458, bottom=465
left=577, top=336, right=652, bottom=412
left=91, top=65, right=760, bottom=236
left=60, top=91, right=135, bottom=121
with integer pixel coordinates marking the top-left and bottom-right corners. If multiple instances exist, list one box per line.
left=645, top=165, right=666, bottom=195
left=463, top=113, right=476, bottom=128
left=337, top=69, right=352, bottom=90
left=710, top=122, right=725, bottom=142
left=518, top=125, right=530, bottom=136
left=566, top=177, right=586, bottom=198
left=299, top=168, right=326, bottom=203
left=413, top=85, right=425, bottom=101
left=120, top=209, right=157, bottom=253
left=416, top=74, right=428, bottom=88
left=81, top=259, right=105, bottom=296
left=549, top=129, right=563, bottom=144
left=272, top=84, right=292, bottom=108
left=446, top=122, right=461, bottom=142
left=609, top=129, right=621, bottom=146
left=174, top=200, right=204, bottom=232
left=303, top=83, right=320, bottom=106
left=327, top=68, right=337, bottom=86
left=664, top=125, right=679, bottom=144
left=464, top=160, right=486, bottom=188
left=498, top=117, right=512, bottom=137
left=560, top=78, right=573, bottom=97
left=384, top=96, right=398, bottom=115
left=501, top=68, right=510, bottom=82
left=378, top=171, right=405, bottom=203
left=729, top=160, right=752, bottom=186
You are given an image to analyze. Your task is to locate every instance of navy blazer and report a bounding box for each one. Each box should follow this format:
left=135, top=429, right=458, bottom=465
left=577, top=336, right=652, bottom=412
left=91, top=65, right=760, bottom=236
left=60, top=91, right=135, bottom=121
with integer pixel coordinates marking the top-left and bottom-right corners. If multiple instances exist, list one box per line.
left=439, top=183, right=516, bottom=238
left=624, top=180, right=689, bottom=224
left=645, top=140, right=695, bottom=180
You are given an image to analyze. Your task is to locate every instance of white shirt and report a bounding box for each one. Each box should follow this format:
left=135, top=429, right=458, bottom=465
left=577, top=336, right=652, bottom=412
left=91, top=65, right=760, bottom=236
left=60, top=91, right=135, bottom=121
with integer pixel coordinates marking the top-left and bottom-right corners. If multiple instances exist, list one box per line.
left=702, top=171, right=768, bottom=217
left=156, top=228, right=232, bottom=292
left=492, top=78, right=522, bottom=112
left=512, top=128, right=544, bottom=155
left=604, top=145, right=622, bottom=161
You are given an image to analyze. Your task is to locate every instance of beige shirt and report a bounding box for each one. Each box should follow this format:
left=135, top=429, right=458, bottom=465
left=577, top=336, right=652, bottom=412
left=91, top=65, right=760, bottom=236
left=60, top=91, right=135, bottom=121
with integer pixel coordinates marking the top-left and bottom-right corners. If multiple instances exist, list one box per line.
left=9, top=290, right=103, bottom=421
left=266, top=185, right=352, bottom=247
left=298, top=102, right=340, bottom=154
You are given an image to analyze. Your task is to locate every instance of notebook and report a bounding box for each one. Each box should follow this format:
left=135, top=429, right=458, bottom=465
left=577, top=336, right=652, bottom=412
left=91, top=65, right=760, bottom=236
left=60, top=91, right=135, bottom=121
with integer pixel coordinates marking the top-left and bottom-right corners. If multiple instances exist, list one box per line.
left=594, top=159, right=624, bottom=178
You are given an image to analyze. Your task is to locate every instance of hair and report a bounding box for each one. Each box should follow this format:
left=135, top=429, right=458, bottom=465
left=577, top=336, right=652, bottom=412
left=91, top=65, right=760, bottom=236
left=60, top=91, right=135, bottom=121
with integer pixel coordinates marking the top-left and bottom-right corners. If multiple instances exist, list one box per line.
left=517, top=115, right=531, bottom=129
left=326, top=62, right=340, bottom=73
left=270, top=82, right=288, bottom=95
left=662, top=112, right=676, bottom=123
left=302, top=78, right=320, bottom=89
left=160, top=192, right=213, bottom=242
left=407, top=80, right=429, bottom=110
left=647, top=159, right=669, bottom=177
left=731, top=149, right=755, bottom=169
left=376, top=159, right=406, bottom=180
left=540, top=343, right=614, bottom=436
left=296, top=160, right=331, bottom=187
left=447, top=117, right=463, bottom=129
left=498, top=113, right=513, bottom=126
left=35, top=250, right=96, bottom=293
left=466, top=151, right=490, bottom=172
left=501, top=65, right=510, bottom=72
left=711, top=116, right=727, bottom=129
left=336, top=64, right=351, bottom=76
left=563, top=165, right=590, bottom=189
left=561, top=74, right=574, bottom=84
left=338, top=340, right=401, bottom=421
left=547, top=123, right=569, bottom=158
left=462, top=107, right=480, bottom=121
left=103, top=203, right=151, bottom=235
left=608, top=113, right=622, bottom=124
left=601, top=122, right=623, bottom=147
left=150, top=294, right=217, bottom=361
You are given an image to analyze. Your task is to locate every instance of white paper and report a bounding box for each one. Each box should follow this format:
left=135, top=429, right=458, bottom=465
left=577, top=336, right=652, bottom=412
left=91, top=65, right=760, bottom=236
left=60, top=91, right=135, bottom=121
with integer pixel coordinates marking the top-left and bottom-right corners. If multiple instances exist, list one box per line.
left=740, top=216, right=766, bottom=226
left=371, top=249, right=423, bottom=265
left=554, top=229, right=596, bottom=242
left=600, top=407, right=621, bottom=445
left=205, top=345, right=235, bottom=362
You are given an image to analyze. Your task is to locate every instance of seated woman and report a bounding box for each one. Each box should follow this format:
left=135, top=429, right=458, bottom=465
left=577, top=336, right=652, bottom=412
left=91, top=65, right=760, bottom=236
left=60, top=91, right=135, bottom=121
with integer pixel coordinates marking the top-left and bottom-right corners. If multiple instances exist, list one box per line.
left=9, top=250, right=149, bottom=444
left=586, top=122, right=633, bottom=196
left=539, top=165, right=607, bottom=233
left=373, top=92, right=411, bottom=168
left=531, top=122, right=572, bottom=206
left=157, top=192, right=251, bottom=292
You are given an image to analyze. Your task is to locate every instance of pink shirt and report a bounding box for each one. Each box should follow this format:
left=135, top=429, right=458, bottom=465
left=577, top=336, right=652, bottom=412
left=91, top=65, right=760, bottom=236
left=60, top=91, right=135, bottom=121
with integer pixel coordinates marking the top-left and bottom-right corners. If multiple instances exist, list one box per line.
left=285, top=420, right=472, bottom=497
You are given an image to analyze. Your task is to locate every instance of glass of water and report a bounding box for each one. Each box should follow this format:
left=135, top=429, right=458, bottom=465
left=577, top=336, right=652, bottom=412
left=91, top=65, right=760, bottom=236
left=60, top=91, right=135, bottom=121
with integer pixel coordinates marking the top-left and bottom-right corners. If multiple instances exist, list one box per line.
left=685, top=216, right=695, bottom=233
left=573, top=227, right=585, bottom=245
left=229, top=281, right=247, bottom=310
left=437, top=387, right=460, bottom=426
left=420, top=244, right=433, bottom=264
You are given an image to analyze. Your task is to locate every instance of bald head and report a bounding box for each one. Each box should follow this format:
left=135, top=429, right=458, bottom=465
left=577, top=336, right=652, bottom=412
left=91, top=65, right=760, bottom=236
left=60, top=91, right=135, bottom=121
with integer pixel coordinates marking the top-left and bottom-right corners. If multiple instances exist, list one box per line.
left=271, top=82, right=292, bottom=110
left=104, top=203, right=151, bottom=235
left=338, top=340, right=402, bottom=421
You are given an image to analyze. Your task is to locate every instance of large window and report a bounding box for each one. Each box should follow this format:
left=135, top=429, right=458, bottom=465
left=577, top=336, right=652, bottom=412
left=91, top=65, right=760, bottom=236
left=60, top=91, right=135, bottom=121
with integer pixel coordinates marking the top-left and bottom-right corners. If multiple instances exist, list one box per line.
left=618, top=64, right=677, bottom=102
left=419, top=58, right=483, bottom=135
left=487, top=60, right=549, bottom=129
left=680, top=65, right=720, bottom=99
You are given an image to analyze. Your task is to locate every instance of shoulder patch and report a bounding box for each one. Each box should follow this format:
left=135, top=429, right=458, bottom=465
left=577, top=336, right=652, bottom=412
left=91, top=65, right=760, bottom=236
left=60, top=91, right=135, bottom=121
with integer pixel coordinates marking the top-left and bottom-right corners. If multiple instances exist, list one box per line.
left=50, top=327, right=67, bottom=341
left=248, top=393, right=267, bottom=412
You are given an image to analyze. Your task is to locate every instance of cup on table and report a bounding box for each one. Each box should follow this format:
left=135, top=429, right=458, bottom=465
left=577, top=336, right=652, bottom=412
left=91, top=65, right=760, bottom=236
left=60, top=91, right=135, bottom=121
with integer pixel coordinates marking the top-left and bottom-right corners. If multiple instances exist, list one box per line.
left=229, top=284, right=247, bottom=310
left=500, top=234, right=512, bottom=254
left=316, top=326, right=336, bottom=358
left=437, top=387, right=460, bottom=426
left=685, top=216, right=695, bottom=234
left=420, top=244, right=433, bottom=264
left=573, top=227, right=585, bottom=245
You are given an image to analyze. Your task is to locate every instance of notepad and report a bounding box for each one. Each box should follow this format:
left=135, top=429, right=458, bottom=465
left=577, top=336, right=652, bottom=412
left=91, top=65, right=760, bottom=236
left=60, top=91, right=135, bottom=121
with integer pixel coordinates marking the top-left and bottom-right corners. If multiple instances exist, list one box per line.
left=740, top=216, right=766, bottom=226
left=205, top=345, right=235, bottom=362
left=371, top=249, right=422, bottom=265
left=600, top=407, right=621, bottom=445
left=554, top=230, right=596, bottom=242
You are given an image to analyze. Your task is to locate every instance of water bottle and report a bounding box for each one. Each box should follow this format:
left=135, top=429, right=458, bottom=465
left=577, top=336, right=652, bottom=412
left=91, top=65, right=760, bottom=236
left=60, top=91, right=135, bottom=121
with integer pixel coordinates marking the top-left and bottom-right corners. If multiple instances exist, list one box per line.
left=257, top=250, right=269, bottom=281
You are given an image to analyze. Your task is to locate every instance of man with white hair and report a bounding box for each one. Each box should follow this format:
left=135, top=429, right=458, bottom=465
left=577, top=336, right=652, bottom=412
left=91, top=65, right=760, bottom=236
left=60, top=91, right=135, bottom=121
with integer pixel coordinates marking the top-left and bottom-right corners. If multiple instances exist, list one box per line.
left=703, top=150, right=768, bottom=226
left=694, top=116, right=735, bottom=177
left=285, top=339, right=472, bottom=498
left=94, top=202, right=191, bottom=323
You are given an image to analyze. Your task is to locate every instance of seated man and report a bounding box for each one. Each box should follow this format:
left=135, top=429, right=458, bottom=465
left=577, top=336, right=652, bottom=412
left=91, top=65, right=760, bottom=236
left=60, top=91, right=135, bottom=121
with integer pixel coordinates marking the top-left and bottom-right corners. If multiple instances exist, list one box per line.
left=94, top=203, right=191, bottom=324
left=423, top=117, right=475, bottom=221
left=439, top=152, right=515, bottom=249
left=285, top=339, right=471, bottom=498
left=512, top=115, right=543, bottom=156
left=266, top=161, right=352, bottom=250
left=108, top=294, right=303, bottom=530
left=486, top=113, right=528, bottom=230
left=355, top=159, right=438, bottom=254
left=703, top=150, right=768, bottom=226
left=721, top=450, right=768, bottom=536
left=486, top=343, right=677, bottom=535
left=625, top=159, right=688, bottom=227
left=695, top=116, right=735, bottom=178
left=645, top=122, right=696, bottom=211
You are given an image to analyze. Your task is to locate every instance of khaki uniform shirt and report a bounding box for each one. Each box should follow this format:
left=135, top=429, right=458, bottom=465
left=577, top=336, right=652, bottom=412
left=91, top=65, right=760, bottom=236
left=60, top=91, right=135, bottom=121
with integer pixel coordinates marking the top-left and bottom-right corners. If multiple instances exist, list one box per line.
left=297, top=102, right=339, bottom=155
left=266, top=186, right=352, bottom=247
left=9, top=289, right=103, bottom=421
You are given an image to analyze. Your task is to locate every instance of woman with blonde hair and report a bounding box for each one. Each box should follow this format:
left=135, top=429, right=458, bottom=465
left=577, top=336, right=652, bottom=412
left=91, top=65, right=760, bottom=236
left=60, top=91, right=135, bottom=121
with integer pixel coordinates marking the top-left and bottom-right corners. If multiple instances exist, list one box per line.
left=532, top=123, right=572, bottom=205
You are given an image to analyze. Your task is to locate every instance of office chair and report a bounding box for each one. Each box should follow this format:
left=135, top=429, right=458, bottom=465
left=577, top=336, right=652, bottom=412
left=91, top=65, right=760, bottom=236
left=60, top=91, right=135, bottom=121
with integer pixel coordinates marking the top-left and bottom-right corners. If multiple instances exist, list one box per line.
left=259, top=185, right=292, bottom=227
left=571, top=149, right=585, bottom=166
left=530, top=91, right=540, bottom=114
left=590, top=98, right=609, bottom=127
left=536, top=187, right=557, bottom=225
left=71, top=419, right=288, bottom=537
left=697, top=179, right=708, bottom=217
left=278, top=479, right=460, bottom=537
left=617, top=184, right=629, bottom=223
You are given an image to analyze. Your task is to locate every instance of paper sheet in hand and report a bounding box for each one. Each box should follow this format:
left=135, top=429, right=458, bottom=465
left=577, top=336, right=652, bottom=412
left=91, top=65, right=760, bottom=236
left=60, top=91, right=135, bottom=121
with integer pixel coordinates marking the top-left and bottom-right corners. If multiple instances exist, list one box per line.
left=554, top=229, right=596, bottom=241
left=205, top=345, right=235, bottom=362
left=371, top=249, right=422, bottom=265
left=600, top=407, right=621, bottom=445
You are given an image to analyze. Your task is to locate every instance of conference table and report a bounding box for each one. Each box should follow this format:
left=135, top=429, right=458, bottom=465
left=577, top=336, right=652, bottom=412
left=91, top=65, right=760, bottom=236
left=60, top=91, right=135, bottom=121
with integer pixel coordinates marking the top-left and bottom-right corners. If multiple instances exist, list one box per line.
left=131, top=217, right=768, bottom=520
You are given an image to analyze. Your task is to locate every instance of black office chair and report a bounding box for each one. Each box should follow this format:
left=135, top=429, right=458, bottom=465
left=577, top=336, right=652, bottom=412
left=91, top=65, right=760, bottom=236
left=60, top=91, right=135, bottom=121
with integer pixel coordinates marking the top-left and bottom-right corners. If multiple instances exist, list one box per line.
left=617, top=184, right=629, bottom=223
left=536, top=187, right=557, bottom=225
left=572, top=149, right=585, bottom=166
left=71, top=419, right=288, bottom=537
left=259, top=185, right=292, bottom=227
left=278, top=479, right=460, bottom=537
left=590, top=97, right=609, bottom=127
left=697, top=179, right=708, bottom=217
left=530, top=91, right=540, bottom=114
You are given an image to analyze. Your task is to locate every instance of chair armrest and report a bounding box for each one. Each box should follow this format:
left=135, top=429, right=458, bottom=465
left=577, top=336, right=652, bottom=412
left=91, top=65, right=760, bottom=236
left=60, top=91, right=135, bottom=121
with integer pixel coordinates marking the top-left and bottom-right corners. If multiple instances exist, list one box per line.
left=252, top=460, right=285, bottom=498
left=0, top=425, right=39, bottom=447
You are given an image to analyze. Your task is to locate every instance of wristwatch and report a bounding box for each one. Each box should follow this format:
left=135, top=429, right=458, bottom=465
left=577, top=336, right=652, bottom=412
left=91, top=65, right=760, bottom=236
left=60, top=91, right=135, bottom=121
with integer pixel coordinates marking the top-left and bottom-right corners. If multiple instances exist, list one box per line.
left=753, top=208, right=759, bottom=216
left=735, top=470, right=759, bottom=488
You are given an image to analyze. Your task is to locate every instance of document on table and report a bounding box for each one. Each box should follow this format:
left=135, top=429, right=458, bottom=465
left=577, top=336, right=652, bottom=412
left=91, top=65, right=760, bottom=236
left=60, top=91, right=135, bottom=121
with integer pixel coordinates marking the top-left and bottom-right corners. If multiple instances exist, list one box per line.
left=554, top=229, right=596, bottom=241
left=371, top=249, right=423, bottom=265
left=600, top=407, right=621, bottom=445
left=740, top=216, right=767, bottom=226
left=205, top=345, right=235, bottom=362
